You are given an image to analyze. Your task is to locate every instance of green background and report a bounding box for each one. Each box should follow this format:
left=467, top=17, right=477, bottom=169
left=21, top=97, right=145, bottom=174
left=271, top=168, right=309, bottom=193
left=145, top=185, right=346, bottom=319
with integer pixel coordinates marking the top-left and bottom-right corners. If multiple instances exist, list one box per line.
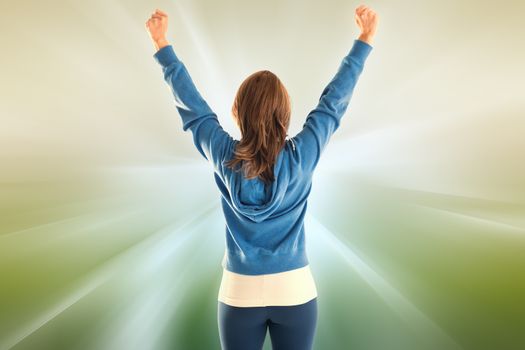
left=1, top=0, right=524, bottom=349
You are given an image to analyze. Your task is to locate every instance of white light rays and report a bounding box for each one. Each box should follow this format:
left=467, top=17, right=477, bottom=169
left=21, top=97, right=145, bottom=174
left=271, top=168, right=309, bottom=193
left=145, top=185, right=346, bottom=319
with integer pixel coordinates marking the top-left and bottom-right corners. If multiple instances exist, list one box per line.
left=0, top=203, right=218, bottom=350
left=87, top=204, right=221, bottom=350
left=306, top=214, right=463, bottom=350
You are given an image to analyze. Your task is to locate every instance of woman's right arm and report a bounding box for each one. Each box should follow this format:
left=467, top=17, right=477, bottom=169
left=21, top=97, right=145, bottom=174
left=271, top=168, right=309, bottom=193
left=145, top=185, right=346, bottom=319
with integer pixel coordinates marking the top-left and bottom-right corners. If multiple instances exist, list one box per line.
left=292, top=5, right=378, bottom=173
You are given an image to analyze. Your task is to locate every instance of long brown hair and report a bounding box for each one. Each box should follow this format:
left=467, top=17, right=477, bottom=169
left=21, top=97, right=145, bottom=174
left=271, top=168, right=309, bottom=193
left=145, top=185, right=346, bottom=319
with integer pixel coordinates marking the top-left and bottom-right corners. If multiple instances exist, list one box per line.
left=225, top=70, right=291, bottom=185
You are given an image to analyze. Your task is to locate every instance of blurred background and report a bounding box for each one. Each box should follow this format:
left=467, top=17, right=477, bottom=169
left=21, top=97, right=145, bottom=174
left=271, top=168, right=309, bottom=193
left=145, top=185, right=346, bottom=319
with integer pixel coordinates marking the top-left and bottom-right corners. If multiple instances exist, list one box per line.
left=1, top=0, right=524, bottom=349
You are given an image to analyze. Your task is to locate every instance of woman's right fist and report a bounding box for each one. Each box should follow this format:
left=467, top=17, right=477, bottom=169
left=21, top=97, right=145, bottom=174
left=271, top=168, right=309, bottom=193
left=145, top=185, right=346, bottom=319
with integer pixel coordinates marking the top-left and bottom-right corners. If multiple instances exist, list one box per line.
left=354, top=5, right=378, bottom=44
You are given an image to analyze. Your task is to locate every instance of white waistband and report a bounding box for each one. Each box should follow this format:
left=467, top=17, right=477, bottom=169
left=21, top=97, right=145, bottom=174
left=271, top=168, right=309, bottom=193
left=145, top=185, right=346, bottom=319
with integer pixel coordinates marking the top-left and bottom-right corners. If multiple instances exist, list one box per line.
left=218, top=264, right=318, bottom=307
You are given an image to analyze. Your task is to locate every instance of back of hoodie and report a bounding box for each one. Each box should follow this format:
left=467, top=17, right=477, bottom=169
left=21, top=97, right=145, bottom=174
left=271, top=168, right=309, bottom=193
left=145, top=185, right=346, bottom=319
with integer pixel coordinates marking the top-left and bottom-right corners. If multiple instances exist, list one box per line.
left=153, top=38, right=374, bottom=275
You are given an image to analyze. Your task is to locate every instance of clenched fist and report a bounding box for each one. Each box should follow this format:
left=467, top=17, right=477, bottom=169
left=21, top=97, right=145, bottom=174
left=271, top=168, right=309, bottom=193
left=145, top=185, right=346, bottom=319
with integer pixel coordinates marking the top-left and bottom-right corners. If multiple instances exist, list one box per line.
left=354, top=5, right=379, bottom=45
left=145, top=9, right=170, bottom=51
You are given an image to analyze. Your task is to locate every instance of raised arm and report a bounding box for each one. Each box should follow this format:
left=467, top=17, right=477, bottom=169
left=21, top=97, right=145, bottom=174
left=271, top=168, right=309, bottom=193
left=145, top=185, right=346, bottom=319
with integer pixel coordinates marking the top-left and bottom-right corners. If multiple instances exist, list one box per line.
left=292, top=5, right=379, bottom=173
left=146, top=9, right=234, bottom=173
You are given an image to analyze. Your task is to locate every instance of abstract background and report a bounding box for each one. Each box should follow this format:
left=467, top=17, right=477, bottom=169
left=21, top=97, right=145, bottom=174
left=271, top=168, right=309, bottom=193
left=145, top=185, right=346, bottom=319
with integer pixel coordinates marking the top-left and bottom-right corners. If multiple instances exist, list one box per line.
left=1, top=0, right=524, bottom=349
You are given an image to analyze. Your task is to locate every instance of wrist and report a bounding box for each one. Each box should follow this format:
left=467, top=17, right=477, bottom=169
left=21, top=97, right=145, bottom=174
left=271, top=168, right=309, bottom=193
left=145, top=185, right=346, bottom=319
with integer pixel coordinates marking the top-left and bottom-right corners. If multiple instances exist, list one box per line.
left=154, top=37, right=170, bottom=51
left=358, top=33, right=374, bottom=45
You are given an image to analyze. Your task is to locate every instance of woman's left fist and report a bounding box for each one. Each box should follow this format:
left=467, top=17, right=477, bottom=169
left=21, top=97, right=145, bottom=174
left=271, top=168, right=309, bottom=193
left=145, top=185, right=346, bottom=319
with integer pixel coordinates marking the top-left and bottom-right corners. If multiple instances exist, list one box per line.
left=146, top=9, right=169, bottom=45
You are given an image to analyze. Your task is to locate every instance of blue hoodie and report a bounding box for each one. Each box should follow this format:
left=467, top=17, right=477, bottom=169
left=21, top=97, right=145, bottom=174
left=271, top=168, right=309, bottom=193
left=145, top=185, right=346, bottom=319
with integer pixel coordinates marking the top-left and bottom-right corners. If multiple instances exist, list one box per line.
left=153, top=39, right=373, bottom=275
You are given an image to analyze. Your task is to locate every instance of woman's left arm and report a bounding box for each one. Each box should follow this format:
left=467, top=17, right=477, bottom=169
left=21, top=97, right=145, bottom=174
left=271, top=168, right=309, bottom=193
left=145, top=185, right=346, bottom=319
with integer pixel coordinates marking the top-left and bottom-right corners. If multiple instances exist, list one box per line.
left=146, top=9, right=234, bottom=172
left=154, top=45, right=234, bottom=164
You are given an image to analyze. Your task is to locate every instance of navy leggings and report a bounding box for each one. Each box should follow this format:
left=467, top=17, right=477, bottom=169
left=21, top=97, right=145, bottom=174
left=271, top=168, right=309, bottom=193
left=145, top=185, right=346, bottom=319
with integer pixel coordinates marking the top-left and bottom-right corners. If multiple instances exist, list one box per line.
left=217, top=297, right=318, bottom=350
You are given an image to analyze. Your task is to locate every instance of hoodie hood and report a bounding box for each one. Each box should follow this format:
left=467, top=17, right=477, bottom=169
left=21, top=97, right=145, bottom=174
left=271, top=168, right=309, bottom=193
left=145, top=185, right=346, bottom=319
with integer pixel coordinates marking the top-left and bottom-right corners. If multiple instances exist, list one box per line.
left=227, top=145, right=291, bottom=223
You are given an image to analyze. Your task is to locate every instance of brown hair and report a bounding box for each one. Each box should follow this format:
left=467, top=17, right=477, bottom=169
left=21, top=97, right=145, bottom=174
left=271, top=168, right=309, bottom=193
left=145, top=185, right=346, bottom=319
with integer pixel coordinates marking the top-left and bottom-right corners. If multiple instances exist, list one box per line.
left=225, top=70, right=291, bottom=185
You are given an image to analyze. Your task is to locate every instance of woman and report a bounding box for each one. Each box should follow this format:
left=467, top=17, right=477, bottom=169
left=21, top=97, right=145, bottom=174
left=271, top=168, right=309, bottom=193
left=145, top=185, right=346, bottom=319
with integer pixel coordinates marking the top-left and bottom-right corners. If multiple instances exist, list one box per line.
left=146, top=5, right=378, bottom=350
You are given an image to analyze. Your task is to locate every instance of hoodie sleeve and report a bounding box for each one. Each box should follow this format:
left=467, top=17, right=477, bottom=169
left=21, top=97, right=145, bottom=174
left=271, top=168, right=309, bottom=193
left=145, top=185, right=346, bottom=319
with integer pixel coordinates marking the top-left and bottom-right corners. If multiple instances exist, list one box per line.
left=153, top=45, right=234, bottom=173
left=292, top=39, right=373, bottom=173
